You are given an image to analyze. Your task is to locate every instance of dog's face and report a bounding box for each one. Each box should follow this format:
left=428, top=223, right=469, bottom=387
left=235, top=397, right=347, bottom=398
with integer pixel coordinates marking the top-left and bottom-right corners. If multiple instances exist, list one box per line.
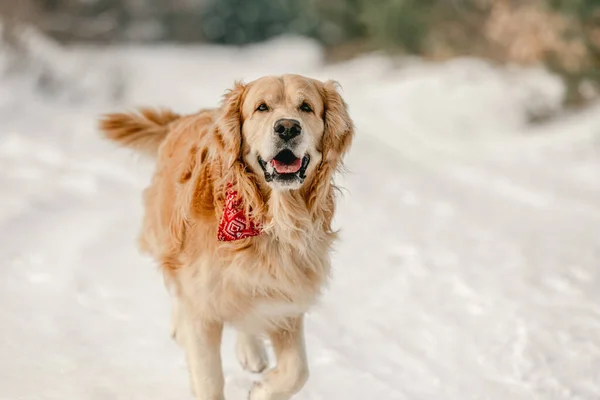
left=239, top=75, right=326, bottom=190
left=217, top=74, right=353, bottom=194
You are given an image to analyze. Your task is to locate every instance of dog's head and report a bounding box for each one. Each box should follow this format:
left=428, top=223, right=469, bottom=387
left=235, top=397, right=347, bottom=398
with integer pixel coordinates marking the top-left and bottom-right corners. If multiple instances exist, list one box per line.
left=216, top=74, right=353, bottom=192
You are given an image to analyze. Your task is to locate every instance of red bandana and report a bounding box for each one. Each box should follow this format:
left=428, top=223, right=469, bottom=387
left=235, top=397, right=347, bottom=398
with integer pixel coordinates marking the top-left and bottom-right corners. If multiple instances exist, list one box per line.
left=217, top=188, right=262, bottom=241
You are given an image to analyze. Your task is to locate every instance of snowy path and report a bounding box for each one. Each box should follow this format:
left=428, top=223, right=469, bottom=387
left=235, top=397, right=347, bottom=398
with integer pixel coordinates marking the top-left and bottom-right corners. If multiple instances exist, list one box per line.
left=0, top=41, right=599, bottom=400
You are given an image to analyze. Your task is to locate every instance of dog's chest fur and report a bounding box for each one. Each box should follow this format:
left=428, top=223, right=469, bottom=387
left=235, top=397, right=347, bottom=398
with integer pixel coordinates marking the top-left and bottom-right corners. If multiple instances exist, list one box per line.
left=174, top=191, right=334, bottom=333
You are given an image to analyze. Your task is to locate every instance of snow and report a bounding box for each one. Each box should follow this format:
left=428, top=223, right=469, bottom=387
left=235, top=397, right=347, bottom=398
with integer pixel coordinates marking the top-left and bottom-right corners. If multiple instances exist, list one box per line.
left=1, top=35, right=599, bottom=400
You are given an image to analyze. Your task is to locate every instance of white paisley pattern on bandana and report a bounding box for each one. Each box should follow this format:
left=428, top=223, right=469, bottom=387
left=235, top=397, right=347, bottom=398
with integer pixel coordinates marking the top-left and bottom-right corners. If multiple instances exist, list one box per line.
left=217, top=188, right=262, bottom=241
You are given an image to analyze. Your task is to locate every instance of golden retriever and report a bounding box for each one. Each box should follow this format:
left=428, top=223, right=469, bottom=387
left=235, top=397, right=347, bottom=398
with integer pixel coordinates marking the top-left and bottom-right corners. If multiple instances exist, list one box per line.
left=99, top=74, right=354, bottom=400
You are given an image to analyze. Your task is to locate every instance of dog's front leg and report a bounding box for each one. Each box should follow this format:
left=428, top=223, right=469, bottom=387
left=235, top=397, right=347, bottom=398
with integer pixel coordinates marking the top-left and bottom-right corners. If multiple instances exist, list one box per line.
left=179, top=302, right=225, bottom=400
left=249, top=315, right=309, bottom=400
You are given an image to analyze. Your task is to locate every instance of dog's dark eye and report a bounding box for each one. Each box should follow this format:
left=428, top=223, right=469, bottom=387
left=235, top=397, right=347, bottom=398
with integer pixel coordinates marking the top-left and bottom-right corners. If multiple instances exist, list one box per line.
left=256, top=103, right=269, bottom=112
left=299, top=102, right=312, bottom=113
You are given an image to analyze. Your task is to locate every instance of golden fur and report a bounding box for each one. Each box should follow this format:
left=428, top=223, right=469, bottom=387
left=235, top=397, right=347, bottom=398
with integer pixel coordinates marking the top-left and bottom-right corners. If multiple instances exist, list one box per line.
left=99, top=74, right=353, bottom=400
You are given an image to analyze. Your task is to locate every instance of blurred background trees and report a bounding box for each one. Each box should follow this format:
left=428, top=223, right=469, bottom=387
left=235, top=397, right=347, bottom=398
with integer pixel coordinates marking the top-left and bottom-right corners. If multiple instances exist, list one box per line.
left=1, top=0, right=598, bottom=105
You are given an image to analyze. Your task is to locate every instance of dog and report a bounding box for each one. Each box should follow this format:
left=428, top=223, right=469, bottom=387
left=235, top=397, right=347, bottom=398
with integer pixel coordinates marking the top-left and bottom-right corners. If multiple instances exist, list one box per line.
left=99, top=74, right=354, bottom=400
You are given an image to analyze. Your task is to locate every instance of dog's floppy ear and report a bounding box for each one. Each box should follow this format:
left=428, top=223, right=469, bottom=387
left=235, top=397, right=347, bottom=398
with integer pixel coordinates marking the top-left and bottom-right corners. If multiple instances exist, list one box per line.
left=215, top=81, right=247, bottom=168
left=305, top=80, right=354, bottom=231
left=213, top=81, right=266, bottom=220
left=320, top=80, right=354, bottom=164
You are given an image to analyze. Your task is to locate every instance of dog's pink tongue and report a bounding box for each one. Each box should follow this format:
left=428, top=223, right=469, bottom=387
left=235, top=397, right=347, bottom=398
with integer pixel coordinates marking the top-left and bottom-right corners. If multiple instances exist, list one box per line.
left=271, top=158, right=302, bottom=174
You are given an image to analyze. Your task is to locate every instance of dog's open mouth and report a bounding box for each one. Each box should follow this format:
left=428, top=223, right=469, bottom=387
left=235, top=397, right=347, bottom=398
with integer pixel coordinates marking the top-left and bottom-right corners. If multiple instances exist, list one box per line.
left=258, top=150, right=310, bottom=184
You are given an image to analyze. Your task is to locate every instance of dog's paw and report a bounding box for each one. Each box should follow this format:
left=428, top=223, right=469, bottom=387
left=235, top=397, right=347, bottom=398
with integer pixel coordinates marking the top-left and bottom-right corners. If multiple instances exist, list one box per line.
left=248, top=381, right=289, bottom=400
left=236, top=334, right=269, bottom=373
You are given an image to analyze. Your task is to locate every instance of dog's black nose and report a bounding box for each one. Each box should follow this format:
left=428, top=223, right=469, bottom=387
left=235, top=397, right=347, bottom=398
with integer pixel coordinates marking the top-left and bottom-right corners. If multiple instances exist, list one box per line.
left=274, top=119, right=301, bottom=141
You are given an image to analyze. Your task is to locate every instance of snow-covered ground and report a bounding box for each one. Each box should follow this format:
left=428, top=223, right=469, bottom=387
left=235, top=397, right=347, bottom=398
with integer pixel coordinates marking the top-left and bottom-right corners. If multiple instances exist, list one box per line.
left=1, top=36, right=599, bottom=400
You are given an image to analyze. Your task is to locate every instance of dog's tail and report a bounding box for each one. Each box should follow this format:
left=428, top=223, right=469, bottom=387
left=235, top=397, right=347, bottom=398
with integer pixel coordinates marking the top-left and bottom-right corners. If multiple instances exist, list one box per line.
left=99, top=108, right=181, bottom=156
